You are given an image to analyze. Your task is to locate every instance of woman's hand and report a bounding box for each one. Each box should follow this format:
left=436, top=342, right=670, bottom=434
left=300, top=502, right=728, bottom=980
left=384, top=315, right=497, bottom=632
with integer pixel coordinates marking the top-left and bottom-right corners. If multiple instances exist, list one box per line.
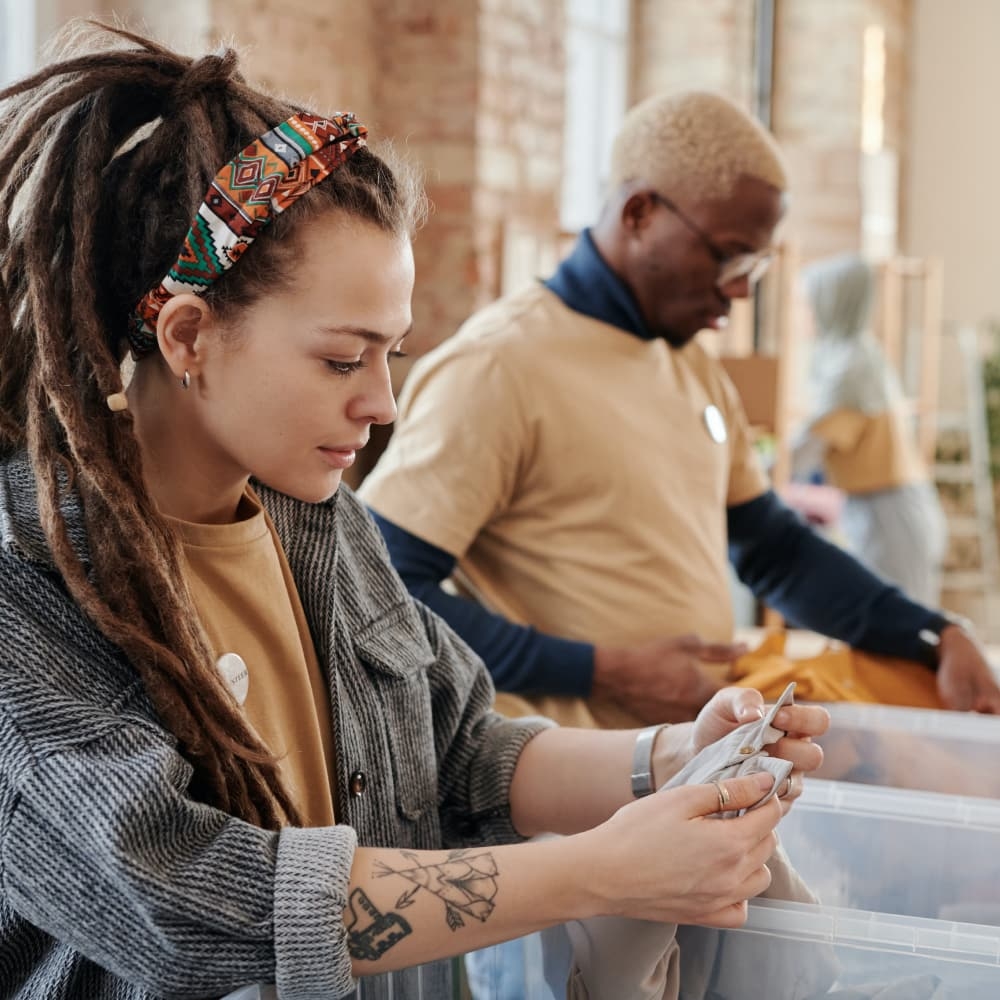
left=580, top=772, right=782, bottom=927
left=690, top=687, right=828, bottom=753
left=655, top=687, right=830, bottom=814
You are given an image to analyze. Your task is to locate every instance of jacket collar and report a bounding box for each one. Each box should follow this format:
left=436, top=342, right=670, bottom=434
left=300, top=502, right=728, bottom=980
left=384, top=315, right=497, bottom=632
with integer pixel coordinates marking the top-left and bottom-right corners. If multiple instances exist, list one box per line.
left=543, top=228, right=656, bottom=340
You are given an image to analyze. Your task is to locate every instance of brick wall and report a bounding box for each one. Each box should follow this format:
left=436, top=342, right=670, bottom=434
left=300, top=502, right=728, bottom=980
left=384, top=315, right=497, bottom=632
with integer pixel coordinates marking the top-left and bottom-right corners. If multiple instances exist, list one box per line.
left=631, top=0, right=755, bottom=108
left=209, top=0, right=376, bottom=116
left=772, top=1, right=863, bottom=260
left=772, top=0, right=910, bottom=263
left=369, top=0, right=480, bottom=357
left=473, top=0, right=564, bottom=316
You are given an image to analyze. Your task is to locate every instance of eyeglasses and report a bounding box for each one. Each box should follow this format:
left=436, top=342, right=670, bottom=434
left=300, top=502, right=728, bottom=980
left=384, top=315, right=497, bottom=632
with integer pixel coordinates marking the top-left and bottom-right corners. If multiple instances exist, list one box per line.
left=650, top=192, right=774, bottom=288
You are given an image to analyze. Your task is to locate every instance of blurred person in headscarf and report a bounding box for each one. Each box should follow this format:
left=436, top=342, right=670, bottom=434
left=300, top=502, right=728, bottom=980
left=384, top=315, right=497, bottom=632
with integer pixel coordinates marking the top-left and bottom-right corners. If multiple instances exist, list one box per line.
left=792, top=253, right=947, bottom=605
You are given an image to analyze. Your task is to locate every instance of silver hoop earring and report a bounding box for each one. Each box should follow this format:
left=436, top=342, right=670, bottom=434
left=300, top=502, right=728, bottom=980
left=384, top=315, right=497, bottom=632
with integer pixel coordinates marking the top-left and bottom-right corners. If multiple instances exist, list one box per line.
left=180, top=370, right=191, bottom=390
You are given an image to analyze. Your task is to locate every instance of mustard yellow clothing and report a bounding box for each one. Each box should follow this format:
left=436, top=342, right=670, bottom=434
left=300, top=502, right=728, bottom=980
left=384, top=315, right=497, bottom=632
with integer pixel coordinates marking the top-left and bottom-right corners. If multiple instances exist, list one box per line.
left=361, top=283, right=768, bottom=727
left=811, top=407, right=926, bottom=494
left=731, top=631, right=942, bottom=709
left=171, top=491, right=337, bottom=826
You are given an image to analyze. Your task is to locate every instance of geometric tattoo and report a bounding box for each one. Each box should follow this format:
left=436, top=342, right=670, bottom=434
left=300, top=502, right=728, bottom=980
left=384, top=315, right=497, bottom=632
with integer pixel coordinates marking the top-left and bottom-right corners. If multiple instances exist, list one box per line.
left=345, top=888, right=413, bottom=961
left=374, top=849, right=500, bottom=932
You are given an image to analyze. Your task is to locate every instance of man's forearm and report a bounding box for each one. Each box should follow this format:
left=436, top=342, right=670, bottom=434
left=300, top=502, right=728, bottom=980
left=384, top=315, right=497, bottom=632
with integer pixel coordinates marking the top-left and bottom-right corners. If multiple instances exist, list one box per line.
left=729, top=490, right=943, bottom=661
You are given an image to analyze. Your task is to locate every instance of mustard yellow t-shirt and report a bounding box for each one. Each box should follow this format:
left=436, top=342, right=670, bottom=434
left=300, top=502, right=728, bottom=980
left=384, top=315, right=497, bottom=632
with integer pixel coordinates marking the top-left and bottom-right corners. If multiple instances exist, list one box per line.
left=360, top=284, right=769, bottom=727
left=171, top=491, right=336, bottom=826
left=811, top=407, right=926, bottom=494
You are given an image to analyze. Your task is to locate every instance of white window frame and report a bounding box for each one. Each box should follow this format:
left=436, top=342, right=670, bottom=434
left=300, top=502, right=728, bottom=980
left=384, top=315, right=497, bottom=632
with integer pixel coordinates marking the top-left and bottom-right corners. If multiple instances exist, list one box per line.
left=1, top=0, right=36, bottom=88
left=560, top=0, right=630, bottom=233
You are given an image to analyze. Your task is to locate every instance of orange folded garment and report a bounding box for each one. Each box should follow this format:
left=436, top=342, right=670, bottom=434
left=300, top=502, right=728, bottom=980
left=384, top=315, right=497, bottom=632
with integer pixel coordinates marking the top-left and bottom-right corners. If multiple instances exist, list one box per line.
left=730, top=631, right=942, bottom=708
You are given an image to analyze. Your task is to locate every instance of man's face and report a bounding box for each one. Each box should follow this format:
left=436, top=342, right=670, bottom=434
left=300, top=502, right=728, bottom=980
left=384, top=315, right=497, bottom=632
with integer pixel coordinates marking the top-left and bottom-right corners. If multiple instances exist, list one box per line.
left=621, top=174, right=787, bottom=348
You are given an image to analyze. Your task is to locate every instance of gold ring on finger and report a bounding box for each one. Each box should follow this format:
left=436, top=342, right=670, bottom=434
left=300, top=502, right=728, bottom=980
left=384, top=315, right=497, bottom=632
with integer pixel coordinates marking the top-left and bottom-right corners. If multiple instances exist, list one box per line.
left=712, top=780, right=731, bottom=811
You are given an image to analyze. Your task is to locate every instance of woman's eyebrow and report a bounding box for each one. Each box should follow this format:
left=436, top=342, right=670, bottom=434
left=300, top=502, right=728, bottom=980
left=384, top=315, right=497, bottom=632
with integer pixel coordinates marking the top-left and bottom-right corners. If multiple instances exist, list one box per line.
left=315, top=324, right=412, bottom=345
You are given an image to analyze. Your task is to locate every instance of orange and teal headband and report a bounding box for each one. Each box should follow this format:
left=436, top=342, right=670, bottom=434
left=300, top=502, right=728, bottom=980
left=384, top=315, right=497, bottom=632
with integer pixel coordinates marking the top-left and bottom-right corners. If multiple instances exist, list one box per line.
left=128, top=111, right=367, bottom=356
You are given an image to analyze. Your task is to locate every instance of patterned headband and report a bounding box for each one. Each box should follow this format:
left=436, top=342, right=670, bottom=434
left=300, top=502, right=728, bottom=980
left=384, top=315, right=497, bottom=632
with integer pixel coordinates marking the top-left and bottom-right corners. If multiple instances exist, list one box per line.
left=128, top=111, right=368, bottom=356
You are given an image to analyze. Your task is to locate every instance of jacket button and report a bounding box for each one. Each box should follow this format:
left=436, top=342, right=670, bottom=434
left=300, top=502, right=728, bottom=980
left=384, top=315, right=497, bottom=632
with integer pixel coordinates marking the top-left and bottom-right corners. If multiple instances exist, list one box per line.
left=349, top=771, right=367, bottom=797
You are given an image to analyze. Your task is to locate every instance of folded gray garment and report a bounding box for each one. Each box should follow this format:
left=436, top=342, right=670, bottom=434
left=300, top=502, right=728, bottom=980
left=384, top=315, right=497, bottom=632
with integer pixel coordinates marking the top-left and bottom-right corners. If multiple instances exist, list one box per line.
left=661, top=681, right=797, bottom=814
left=565, top=682, right=837, bottom=1000
left=677, top=843, right=838, bottom=1000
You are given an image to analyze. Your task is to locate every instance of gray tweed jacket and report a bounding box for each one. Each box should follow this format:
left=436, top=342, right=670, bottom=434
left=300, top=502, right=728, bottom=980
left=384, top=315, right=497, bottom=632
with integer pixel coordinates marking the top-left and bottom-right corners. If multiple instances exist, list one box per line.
left=0, top=453, right=548, bottom=999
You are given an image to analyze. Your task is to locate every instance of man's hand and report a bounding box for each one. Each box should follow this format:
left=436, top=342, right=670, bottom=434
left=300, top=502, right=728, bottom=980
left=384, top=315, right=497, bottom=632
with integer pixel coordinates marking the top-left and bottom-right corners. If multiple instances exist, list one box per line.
left=937, top=625, right=1000, bottom=713
left=593, top=634, right=744, bottom=724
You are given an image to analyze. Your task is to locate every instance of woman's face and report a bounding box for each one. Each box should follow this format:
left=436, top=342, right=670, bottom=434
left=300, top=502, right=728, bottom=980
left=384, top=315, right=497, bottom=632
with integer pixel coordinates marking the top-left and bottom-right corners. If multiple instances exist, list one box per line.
left=188, top=211, right=413, bottom=505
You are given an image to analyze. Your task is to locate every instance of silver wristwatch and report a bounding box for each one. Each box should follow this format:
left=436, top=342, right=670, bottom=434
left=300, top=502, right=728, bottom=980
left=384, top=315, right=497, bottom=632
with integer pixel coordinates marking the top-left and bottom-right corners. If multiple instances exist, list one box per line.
left=631, top=723, right=670, bottom=797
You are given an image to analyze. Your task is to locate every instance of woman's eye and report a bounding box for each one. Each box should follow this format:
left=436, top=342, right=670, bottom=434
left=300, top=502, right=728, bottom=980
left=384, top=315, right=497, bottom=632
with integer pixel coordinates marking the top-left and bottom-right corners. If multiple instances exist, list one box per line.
left=324, top=358, right=366, bottom=376
left=390, top=350, right=408, bottom=360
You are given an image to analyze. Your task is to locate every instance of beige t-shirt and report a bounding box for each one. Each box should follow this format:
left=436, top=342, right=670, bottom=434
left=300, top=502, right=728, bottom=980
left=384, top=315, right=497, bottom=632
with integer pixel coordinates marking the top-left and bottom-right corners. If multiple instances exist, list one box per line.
left=360, top=284, right=768, bottom=726
left=812, top=407, right=926, bottom=494
left=172, top=491, right=337, bottom=827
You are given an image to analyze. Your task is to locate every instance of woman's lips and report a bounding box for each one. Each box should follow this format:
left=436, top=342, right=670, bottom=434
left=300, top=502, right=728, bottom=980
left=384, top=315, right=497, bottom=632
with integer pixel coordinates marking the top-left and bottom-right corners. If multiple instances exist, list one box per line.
left=318, top=446, right=358, bottom=469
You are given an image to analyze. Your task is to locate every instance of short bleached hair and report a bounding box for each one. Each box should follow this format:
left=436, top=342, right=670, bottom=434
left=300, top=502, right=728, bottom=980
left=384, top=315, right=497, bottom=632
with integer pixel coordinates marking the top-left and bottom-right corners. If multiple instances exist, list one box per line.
left=608, top=91, right=788, bottom=205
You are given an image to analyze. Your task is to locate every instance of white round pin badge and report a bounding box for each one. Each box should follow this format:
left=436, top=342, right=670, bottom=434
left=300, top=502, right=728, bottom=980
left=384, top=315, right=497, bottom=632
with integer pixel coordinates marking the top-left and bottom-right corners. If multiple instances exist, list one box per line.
left=216, top=652, right=249, bottom=706
left=703, top=404, right=728, bottom=444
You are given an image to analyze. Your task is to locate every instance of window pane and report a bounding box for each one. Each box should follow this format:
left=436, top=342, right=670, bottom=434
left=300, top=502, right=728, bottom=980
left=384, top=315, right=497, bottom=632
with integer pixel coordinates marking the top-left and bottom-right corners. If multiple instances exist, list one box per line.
left=560, top=1, right=630, bottom=232
left=1, top=0, right=35, bottom=87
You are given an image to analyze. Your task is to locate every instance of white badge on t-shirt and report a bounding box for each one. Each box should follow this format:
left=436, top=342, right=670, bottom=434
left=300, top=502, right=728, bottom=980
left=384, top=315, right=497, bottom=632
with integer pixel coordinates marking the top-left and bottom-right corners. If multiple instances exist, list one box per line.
left=216, top=652, right=250, bottom=706
left=703, top=404, right=728, bottom=444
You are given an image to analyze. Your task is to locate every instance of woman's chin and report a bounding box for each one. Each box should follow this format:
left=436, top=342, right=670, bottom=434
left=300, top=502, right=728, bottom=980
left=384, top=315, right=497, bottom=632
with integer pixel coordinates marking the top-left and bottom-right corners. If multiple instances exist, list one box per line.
left=263, top=470, right=344, bottom=505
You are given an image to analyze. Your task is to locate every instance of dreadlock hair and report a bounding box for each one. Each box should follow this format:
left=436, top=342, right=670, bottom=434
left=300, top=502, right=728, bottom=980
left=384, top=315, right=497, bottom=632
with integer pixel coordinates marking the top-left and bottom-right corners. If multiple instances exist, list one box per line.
left=0, top=20, right=426, bottom=829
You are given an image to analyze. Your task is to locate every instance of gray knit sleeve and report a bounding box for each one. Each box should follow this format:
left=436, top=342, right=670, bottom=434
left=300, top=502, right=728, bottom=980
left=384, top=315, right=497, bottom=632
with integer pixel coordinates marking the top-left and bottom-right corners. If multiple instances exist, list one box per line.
left=0, top=705, right=358, bottom=999
left=274, top=825, right=358, bottom=998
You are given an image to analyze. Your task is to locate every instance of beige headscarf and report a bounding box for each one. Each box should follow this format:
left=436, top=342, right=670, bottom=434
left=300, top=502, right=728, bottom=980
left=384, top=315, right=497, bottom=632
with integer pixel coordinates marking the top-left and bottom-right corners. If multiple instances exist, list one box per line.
left=804, top=253, right=902, bottom=420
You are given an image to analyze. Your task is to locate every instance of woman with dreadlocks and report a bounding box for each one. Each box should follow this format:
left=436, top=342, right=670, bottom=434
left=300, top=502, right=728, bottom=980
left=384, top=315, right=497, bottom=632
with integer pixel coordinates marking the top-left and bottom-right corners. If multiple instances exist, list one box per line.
left=0, top=21, right=827, bottom=1000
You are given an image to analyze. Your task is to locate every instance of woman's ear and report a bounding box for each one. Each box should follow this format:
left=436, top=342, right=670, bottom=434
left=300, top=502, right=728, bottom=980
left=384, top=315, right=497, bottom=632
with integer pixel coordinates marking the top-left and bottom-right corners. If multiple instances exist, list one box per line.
left=155, top=294, right=215, bottom=382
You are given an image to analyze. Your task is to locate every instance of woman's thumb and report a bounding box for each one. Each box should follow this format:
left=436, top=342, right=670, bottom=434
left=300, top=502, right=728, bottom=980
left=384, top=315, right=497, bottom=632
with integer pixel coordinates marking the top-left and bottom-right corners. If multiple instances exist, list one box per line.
left=686, top=772, right=775, bottom=818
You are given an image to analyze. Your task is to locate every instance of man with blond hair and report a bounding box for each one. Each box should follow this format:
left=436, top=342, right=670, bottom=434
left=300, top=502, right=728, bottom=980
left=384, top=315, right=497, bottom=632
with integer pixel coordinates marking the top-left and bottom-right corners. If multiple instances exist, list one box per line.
left=360, top=90, right=1000, bottom=729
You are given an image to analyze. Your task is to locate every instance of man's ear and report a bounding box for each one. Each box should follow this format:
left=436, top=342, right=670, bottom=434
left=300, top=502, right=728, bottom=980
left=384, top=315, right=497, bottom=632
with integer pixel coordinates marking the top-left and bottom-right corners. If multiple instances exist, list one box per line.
left=155, top=294, right=215, bottom=382
left=621, top=190, right=658, bottom=234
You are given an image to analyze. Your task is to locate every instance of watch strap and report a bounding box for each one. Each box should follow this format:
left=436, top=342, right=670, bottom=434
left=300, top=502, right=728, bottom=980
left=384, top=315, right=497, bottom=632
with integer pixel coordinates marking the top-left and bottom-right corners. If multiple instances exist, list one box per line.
left=916, top=611, right=974, bottom=668
left=631, top=723, right=670, bottom=798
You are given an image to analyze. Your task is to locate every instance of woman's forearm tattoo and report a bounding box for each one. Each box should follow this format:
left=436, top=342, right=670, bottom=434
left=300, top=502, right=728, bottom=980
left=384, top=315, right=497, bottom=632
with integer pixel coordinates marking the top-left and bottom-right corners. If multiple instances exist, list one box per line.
left=345, top=888, right=413, bottom=961
left=374, top=849, right=500, bottom=932
left=347, top=849, right=501, bottom=963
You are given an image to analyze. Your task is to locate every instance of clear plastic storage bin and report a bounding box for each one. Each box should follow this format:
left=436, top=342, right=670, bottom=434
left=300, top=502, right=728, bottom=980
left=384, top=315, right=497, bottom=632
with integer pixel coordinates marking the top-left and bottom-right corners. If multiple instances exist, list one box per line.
left=778, top=778, right=1000, bottom=926
left=509, top=899, right=1000, bottom=999
left=814, top=701, right=1000, bottom=799
left=680, top=898, right=1000, bottom=1000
